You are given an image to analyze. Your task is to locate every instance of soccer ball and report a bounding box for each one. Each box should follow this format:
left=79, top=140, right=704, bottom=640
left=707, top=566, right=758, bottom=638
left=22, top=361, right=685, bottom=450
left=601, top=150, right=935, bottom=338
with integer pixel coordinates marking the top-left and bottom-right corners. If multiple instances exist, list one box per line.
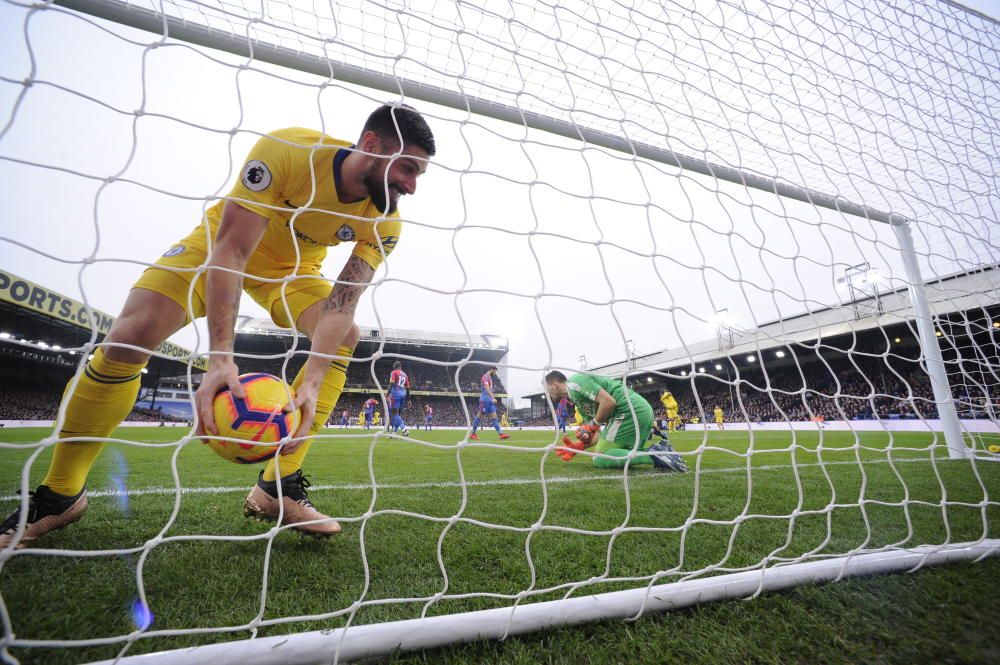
left=988, top=444, right=1000, bottom=454
left=206, top=373, right=301, bottom=464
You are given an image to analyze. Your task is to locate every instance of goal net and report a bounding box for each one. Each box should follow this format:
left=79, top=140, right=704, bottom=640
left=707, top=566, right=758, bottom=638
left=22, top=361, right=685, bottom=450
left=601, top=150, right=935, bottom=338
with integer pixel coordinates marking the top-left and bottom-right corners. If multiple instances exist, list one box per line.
left=1, top=0, right=998, bottom=662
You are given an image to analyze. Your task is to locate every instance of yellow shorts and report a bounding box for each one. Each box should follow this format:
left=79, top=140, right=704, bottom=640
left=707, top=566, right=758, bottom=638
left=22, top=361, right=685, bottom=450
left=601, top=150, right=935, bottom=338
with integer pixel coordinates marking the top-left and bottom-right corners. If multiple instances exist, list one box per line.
left=133, top=225, right=332, bottom=329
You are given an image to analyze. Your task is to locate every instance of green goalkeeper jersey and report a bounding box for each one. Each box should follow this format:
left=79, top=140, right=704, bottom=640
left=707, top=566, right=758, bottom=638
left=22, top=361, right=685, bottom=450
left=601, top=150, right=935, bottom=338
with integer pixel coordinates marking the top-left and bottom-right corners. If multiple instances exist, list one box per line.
left=567, top=373, right=649, bottom=422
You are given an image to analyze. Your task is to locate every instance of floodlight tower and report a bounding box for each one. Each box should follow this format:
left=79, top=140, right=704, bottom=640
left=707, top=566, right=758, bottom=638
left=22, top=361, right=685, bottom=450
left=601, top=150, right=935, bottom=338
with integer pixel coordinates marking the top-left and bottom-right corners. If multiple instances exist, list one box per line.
left=838, top=262, right=885, bottom=320
left=713, top=309, right=736, bottom=350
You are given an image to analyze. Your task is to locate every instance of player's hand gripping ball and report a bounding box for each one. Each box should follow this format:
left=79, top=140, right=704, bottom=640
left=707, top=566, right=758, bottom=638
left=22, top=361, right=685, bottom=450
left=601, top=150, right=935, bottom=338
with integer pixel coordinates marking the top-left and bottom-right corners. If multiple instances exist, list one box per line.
left=206, top=373, right=301, bottom=464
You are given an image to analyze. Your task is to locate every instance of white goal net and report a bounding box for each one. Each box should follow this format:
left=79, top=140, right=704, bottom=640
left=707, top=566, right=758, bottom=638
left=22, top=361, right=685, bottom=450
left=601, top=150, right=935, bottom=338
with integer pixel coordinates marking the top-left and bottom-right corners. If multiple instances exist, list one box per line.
left=1, top=0, right=998, bottom=663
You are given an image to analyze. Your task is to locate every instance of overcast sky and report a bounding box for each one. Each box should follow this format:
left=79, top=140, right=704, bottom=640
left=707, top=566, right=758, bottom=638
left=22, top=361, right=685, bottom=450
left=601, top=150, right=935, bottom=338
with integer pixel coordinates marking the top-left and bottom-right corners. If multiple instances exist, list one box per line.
left=1, top=0, right=996, bottom=406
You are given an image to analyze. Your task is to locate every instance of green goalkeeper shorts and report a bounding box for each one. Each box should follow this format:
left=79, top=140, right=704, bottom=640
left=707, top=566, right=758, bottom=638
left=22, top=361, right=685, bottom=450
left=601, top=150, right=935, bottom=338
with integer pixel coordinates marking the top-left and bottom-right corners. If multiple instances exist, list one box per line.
left=594, top=399, right=654, bottom=453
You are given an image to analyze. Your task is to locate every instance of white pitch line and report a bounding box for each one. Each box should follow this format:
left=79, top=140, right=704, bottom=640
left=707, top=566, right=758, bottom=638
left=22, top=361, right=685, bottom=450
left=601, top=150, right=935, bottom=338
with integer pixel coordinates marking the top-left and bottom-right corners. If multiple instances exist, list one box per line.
left=0, top=456, right=958, bottom=502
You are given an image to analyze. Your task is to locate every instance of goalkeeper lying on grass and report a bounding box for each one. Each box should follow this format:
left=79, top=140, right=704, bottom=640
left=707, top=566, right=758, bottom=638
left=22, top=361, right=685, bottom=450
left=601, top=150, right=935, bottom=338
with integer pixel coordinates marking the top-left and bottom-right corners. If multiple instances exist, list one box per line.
left=544, top=370, right=687, bottom=472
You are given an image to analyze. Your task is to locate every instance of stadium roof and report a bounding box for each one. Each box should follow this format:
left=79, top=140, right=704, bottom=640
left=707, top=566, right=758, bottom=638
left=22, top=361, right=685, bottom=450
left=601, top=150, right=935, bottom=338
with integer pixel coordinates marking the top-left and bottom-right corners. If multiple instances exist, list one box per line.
left=0, top=268, right=205, bottom=376
left=0, top=267, right=509, bottom=380
left=522, top=266, right=999, bottom=399
left=592, top=266, right=1000, bottom=378
left=234, top=316, right=509, bottom=363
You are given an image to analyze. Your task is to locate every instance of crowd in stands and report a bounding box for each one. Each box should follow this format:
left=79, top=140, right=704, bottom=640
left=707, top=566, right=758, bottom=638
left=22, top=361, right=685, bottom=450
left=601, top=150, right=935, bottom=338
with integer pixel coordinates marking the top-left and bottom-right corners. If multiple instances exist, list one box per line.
left=250, top=356, right=503, bottom=395
left=325, top=394, right=492, bottom=428
left=636, top=355, right=996, bottom=425
left=2, top=354, right=994, bottom=427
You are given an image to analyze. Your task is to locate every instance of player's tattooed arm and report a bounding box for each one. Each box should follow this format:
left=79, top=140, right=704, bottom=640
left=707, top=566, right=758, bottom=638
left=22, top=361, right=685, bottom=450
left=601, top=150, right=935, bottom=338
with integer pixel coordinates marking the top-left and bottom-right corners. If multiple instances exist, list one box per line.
left=323, top=255, right=375, bottom=315
left=287, top=255, right=375, bottom=449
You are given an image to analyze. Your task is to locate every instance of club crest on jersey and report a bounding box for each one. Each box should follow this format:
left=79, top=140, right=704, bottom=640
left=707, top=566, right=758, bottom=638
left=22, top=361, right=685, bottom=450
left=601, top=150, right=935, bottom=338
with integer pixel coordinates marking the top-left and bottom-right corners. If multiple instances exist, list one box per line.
left=162, top=245, right=185, bottom=257
left=241, top=160, right=272, bottom=192
left=336, top=224, right=356, bottom=241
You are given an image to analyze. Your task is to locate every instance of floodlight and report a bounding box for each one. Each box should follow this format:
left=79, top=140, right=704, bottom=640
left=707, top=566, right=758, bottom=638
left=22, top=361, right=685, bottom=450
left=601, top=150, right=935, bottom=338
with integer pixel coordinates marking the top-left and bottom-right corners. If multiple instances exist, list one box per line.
left=707, top=308, right=736, bottom=331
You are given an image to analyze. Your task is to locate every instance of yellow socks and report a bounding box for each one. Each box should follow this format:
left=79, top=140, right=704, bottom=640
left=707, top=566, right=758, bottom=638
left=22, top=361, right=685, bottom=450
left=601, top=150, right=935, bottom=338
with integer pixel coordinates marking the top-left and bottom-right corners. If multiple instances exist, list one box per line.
left=263, top=345, right=352, bottom=481
left=43, top=348, right=145, bottom=496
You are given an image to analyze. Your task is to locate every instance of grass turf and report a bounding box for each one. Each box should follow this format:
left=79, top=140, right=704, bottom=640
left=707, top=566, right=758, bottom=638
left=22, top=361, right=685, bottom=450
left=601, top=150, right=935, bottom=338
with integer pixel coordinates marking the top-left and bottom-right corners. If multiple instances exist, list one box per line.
left=0, top=426, right=998, bottom=664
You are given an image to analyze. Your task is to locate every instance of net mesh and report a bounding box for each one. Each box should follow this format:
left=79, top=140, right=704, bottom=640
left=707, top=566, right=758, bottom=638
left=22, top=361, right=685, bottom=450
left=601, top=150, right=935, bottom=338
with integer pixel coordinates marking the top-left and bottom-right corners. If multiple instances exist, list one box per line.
left=0, top=0, right=998, bottom=662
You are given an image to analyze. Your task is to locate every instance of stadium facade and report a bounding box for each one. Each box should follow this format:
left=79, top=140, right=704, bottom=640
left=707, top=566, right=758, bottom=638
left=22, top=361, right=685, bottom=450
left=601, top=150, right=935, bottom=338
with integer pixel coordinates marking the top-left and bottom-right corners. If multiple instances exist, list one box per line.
left=0, top=268, right=509, bottom=426
left=139, top=317, right=510, bottom=420
left=525, top=267, right=1000, bottom=429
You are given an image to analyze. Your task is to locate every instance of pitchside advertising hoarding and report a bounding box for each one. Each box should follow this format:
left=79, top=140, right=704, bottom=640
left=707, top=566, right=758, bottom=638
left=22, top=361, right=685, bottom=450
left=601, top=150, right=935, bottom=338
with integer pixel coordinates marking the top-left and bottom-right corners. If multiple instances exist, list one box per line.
left=0, top=268, right=207, bottom=370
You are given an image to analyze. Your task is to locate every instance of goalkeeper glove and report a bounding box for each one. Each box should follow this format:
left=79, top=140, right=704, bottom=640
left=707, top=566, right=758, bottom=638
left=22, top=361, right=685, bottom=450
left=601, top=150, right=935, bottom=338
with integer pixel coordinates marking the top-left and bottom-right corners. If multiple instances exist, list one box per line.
left=556, top=436, right=586, bottom=461
left=576, top=421, right=601, bottom=446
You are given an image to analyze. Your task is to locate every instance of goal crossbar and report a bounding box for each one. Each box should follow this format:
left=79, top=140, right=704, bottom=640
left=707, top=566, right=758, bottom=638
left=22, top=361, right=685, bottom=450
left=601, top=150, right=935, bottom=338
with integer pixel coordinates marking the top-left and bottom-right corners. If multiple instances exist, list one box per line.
left=56, top=0, right=910, bottom=228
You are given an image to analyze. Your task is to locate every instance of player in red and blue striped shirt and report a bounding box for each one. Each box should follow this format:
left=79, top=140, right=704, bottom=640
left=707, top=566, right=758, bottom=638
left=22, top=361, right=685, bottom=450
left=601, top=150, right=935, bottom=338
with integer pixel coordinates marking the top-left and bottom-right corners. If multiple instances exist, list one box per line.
left=363, top=397, right=378, bottom=430
left=470, top=366, right=510, bottom=440
left=387, top=361, right=410, bottom=435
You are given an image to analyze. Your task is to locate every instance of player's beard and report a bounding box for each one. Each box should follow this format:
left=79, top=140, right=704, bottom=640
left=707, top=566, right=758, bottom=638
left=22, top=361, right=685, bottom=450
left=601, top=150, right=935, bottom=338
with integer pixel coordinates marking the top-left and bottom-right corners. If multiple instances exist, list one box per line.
left=363, top=160, right=400, bottom=215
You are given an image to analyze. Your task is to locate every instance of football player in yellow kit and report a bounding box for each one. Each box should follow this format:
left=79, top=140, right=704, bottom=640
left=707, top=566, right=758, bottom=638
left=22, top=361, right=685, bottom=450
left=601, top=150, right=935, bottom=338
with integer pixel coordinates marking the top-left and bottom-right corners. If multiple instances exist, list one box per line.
left=1, top=104, right=435, bottom=547
left=659, top=390, right=680, bottom=431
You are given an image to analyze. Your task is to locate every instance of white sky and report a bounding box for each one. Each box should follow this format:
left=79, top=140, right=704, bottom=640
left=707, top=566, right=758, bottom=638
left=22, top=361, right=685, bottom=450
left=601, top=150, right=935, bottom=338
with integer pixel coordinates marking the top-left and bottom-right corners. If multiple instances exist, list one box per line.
left=0, top=0, right=996, bottom=405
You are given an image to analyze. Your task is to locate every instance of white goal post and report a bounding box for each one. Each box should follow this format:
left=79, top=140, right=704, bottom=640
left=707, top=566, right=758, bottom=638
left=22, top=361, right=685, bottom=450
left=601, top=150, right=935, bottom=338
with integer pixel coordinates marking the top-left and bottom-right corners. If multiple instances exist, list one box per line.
left=1, top=0, right=998, bottom=663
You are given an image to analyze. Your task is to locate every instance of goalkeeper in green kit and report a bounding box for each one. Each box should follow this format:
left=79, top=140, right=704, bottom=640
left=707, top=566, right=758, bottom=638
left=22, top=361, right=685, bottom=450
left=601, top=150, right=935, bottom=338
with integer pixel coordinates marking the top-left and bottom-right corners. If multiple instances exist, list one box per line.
left=544, top=370, right=687, bottom=472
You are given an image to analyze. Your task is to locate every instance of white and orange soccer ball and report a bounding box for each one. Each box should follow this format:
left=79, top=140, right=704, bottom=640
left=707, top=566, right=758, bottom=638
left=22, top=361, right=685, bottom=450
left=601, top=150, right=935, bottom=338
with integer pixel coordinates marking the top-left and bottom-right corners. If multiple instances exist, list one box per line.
left=206, top=373, right=301, bottom=464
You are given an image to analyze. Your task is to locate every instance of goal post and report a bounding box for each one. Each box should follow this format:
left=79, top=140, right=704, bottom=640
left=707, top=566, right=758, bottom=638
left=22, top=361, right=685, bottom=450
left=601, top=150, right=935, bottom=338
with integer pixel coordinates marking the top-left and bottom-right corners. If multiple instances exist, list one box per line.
left=1, top=0, right=998, bottom=663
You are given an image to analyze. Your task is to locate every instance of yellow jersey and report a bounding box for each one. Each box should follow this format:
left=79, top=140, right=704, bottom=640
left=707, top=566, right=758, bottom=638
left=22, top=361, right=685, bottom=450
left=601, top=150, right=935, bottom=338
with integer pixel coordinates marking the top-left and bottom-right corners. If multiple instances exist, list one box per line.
left=714, top=407, right=724, bottom=422
left=660, top=392, right=678, bottom=412
left=206, top=127, right=403, bottom=273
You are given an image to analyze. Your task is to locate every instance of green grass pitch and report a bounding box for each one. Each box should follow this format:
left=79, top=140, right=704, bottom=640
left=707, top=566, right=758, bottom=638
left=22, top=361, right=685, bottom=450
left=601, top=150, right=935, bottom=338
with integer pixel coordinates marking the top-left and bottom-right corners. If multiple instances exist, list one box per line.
left=1, top=426, right=998, bottom=664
